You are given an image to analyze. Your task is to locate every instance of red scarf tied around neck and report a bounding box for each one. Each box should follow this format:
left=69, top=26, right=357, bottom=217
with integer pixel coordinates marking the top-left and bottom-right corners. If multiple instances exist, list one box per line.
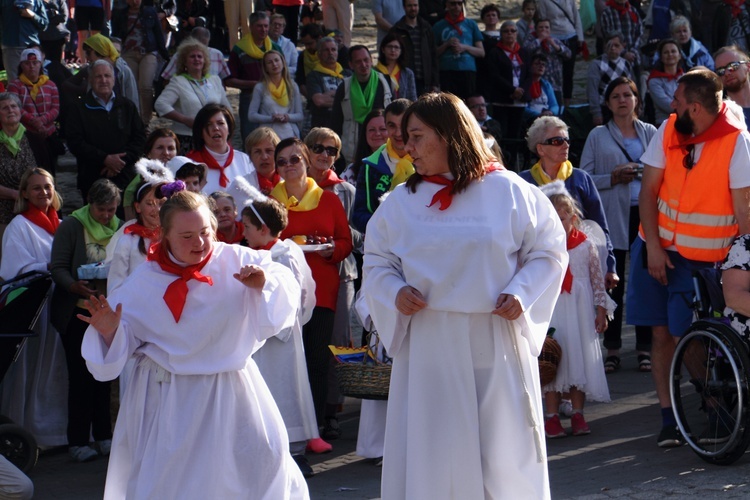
left=561, top=228, right=587, bottom=293
left=606, top=0, right=638, bottom=22
left=647, top=68, right=683, bottom=84
left=147, top=242, right=214, bottom=322
left=124, top=223, right=160, bottom=241
left=217, top=220, right=246, bottom=244
left=444, top=12, right=465, bottom=36
left=497, top=41, right=523, bottom=65
left=422, top=162, right=505, bottom=211
left=257, top=171, right=281, bottom=195
left=529, top=80, right=542, bottom=99
left=187, top=147, right=235, bottom=188
left=22, top=204, right=60, bottom=235
left=316, top=168, right=345, bottom=189
left=725, top=0, right=746, bottom=17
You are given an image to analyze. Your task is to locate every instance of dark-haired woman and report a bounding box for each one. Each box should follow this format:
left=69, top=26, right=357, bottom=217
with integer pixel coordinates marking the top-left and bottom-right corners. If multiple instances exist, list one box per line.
left=647, top=39, right=682, bottom=125
left=580, top=77, right=656, bottom=372
left=362, top=92, right=566, bottom=498
left=340, top=109, right=386, bottom=185
left=374, top=33, right=417, bottom=102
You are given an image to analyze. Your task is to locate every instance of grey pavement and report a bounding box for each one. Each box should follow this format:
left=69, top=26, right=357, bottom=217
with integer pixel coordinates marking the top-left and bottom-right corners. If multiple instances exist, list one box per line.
left=25, top=325, right=750, bottom=499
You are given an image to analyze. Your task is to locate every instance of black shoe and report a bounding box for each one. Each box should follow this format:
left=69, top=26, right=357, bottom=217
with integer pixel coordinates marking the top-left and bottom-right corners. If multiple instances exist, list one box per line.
left=293, top=455, right=314, bottom=478
left=322, top=416, right=341, bottom=440
left=657, top=425, right=684, bottom=448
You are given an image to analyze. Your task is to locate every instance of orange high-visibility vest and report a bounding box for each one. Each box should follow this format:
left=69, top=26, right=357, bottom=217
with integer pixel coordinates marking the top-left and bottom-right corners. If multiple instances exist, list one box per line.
left=654, top=114, right=739, bottom=262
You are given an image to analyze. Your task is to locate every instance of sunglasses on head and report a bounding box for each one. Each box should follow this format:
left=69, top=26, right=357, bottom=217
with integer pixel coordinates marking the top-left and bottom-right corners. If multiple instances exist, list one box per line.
left=276, top=155, right=304, bottom=168
left=310, top=143, right=339, bottom=156
left=716, top=61, right=747, bottom=76
left=683, top=144, right=695, bottom=170
left=542, top=136, right=570, bottom=146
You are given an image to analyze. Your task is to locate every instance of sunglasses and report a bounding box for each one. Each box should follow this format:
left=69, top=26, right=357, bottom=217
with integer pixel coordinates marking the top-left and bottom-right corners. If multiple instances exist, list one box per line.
left=276, top=154, right=304, bottom=168
left=683, top=144, right=695, bottom=170
left=310, top=144, right=339, bottom=156
left=542, top=136, right=570, bottom=146
left=716, top=61, right=747, bottom=76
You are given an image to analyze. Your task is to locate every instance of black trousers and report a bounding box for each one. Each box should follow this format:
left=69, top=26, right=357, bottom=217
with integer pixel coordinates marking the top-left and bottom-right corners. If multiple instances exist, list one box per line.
left=303, top=306, right=335, bottom=426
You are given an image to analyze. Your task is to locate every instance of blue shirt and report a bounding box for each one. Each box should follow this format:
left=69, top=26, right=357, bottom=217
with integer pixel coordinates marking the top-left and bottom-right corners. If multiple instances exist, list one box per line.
left=432, top=17, right=483, bottom=72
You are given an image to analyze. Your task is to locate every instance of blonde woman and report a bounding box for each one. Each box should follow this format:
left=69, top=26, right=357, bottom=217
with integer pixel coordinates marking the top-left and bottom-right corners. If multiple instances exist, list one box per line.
left=248, top=50, right=304, bottom=139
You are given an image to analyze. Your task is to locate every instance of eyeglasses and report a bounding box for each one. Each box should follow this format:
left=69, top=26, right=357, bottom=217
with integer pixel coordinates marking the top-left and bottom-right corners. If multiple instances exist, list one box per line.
left=683, top=144, right=695, bottom=170
left=716, top=61, right=747, bottom=76
left=310, top=143, right=339, bottom=156
left=501, top=29, right=517, bottom=33
left=276, top=155, right=304, bottom=168
left=541, top=136, right=570, bottom=146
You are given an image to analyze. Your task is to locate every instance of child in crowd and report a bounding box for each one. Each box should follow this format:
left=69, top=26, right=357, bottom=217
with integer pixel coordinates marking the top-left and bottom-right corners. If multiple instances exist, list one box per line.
left=175, top=162, right=206, bottom=193
left=241, top=183, right=327, bottom=478
left=542, top=182, right=613, bottom=438
left=517, top=0, right=537, bottom=44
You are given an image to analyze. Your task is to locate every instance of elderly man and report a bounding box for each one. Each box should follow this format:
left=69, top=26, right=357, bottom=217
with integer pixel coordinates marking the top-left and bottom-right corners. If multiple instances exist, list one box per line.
left=466, top=94, right=503, bottom=144
left=388, top=0, right=439, bottom=95
left=715, top=46, right=750, bottom=125
left=331, top=45, right=392, bottom=163
left=66, top=60, right=145, bottom=202
left=307, top=36, right=351, bottom=129
left=226, top=11, right=281, bottom=143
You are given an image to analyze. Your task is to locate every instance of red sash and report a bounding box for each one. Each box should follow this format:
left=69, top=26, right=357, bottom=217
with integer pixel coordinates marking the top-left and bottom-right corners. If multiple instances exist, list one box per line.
left=124, top=223, right=160, bottom=241
left=258, top=172, right=281, bottom=195
left=316, top=168, right=345, bottom=188
left=21, top=204, right=60, bottom=236
left=606, top=0, right=638, bottom=22
left=188, top=147, right=235, bottom=188
left=217, top=220, right=245, bottom=244
left=561, top=228, right=587, bottom=294
left=422, top=162, right=505, bottom=211
left=444, top=13, right=465, bottom=36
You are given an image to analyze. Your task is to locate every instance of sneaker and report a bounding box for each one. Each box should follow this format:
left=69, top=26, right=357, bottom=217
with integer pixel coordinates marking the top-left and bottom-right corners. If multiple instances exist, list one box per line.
left=69, top=445, right=98, bottom=463
left=306, top=437, right=332, bottom=454
left=322, top=416, right=341, bottom=440
left=293, top=455, right=314, bottom=478
left=698, top=408, right=734, bottom=445
left=558, top=400, right=574, bottom=418
left=545, top=415, right=566, bottom=438
left=656, top=425, right=684, bottom=448
left=96, top=439, right=112, bottom=456
left=570, top=413, right=591, bottom=436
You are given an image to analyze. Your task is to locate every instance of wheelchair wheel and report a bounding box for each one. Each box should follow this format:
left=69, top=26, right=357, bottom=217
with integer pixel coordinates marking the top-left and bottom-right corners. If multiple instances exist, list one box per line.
left=0, top=424, right=39, bottom=473
left=670, top=320, right=750, bottom=465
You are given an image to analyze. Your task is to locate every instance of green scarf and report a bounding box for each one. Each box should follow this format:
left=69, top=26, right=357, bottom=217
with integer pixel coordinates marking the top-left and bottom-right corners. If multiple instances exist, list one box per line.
left=0, top=124, right=26, bottom=157
left=70, top=205, right=121, bottom=246
left=350, top=72, right=378, bottom=124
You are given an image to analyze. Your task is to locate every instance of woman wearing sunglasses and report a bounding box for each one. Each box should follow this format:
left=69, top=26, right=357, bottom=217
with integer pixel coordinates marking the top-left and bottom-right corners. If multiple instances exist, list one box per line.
left=521, top=116, right=618, bottom=291
left=270, top=137, right=353, bottom=444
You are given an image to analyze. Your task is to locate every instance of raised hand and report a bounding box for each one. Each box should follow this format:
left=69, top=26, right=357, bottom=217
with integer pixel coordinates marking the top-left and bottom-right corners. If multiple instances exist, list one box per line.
left=234, top=264, right=266, bottom=289
left=77, top=295, right=122, bottom=347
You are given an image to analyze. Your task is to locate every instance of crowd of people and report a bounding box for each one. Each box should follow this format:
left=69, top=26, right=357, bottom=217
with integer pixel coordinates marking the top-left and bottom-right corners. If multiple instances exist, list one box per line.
left=4, top=0, right=750, bottom=498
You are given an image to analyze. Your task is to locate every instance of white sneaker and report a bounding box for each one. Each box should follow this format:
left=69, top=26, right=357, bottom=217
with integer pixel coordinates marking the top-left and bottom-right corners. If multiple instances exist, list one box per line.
left=70, top=445, right=98, bottom=462
left=559, top=400, right=574, bottom=418
left=97, top=439, right=112, bottom=456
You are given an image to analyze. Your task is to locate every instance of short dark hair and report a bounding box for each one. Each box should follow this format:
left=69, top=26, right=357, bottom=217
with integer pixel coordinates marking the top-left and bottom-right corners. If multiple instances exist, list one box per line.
left=192, top=103, right=235, bottom=151
left=300, top=23, right=323, bottom=40
left=275, top=137, right=313, bottom=172
left=146, top=128, right=180, bottom=157
left=480, top=4, right=500, bottom=19
left=348, top=45, right=370, bottom=63
left=175, top=163, right=205, bottom=182
left=385, top=98, right=412, bottom=118
left=241, top=198, right=288, bottom=236
left=680, top=68, right=723, bottom=114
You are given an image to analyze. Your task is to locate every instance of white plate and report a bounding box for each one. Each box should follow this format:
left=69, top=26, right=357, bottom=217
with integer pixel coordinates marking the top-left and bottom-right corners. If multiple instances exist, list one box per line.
left=299, top=244, right=333, bottom=252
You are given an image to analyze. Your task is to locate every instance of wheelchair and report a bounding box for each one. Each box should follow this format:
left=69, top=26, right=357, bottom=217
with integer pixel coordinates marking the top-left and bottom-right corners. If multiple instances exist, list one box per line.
left=669, top=268, right=750, bottom=465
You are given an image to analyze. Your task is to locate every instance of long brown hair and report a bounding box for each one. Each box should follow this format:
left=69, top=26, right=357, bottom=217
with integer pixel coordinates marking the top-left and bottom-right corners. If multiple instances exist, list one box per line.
left=403, top=92, right=497, bottom=194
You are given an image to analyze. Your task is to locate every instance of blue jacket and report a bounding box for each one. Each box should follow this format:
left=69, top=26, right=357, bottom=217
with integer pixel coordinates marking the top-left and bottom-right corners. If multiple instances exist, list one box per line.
left=352, top=144, right=393, bottom=233
left=1, top=0, right=48, bottom=47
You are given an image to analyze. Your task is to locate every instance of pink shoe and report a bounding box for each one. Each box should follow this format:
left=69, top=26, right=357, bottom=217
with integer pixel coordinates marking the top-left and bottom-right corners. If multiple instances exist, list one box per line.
left=306, top=437, right=332, bottom=454
left=571, top=413, right=591, bottom=436
left=545, top=415, right=566, bottom=438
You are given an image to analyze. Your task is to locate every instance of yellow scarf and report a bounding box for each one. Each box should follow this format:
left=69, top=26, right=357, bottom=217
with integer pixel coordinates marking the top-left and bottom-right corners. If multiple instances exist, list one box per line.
left=268, top=79, right=289, bottom=107
left=375, top=62, right=400, bottom=93
left=385, top=139, right=414, bottom=190
left=236, top=35, right=272, bottom=60
left=20, top=74, right=50, bottom=100
left=313, top=61, right=344, bottom=79
left=270, top=178, right=324, bottom=211
left=529, top=160, right=574, bottom=185
left=303, top=50, right=319, bottom=76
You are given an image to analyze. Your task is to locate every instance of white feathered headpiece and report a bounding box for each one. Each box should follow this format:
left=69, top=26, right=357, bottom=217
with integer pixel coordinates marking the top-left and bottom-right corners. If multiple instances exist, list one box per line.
left=538, top=180, right=572, bottom=199
left=135, top=158, right=175, bottom=184
left=234, top=175, right=269, bottom=226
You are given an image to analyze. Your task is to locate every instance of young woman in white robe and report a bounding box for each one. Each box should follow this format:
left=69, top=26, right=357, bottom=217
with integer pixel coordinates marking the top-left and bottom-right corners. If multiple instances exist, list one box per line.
left=0, top=168, right=68, bottom=448
left=363, top=93, right=567, bottom=500
left=79, top=191, right=309, bottom=499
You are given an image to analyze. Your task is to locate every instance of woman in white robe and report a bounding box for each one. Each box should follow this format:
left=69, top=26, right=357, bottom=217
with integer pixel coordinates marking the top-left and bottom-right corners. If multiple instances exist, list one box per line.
left=363, top=93, right=567, bottom=500
left=80, top=191, right=308, bottom=499
left=0, top=168, right=68, bottom=448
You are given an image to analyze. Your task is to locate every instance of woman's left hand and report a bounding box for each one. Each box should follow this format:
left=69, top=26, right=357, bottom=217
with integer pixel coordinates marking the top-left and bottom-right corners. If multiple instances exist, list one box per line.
left=234, top=264, right=266, bottom=289
left=492, top=293, right=522, bottom=320
left=317, top=241, right=334, bottom=258
left=605, top=272, right=619, bottom=291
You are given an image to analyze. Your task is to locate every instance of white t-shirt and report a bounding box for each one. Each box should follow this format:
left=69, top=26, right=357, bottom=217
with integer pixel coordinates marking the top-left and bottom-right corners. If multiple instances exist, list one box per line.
left=641, top=119, right=750, bottom=189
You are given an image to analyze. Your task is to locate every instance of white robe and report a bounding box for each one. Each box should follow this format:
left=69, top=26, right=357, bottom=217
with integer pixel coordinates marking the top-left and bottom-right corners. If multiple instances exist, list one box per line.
left=0, top=215, right=68, bottom=447
left=253, top=239, right=319, bottom=444
left=82, top=243, right=309, bottom=499
left=363, top=171, right=567, bottom=500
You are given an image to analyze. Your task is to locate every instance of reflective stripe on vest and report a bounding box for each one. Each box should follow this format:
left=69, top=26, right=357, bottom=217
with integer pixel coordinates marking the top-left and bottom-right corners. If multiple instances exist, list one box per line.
left=655, top=114, right=739, bottom=262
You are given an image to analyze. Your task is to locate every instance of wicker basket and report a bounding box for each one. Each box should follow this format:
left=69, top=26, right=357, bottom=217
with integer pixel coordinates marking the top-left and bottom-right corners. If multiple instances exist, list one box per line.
left=334, top=331, right=391, bottom=400
left=538, top=335, right=562, bottom=386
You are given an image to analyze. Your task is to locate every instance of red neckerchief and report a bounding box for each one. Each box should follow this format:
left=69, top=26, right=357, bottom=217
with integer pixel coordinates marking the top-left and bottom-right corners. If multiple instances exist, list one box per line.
left=497, top=41, right=523, bottom=65
left=257, top=171, right=281, bottom=195
left=147, top=242, right=213, bottom=322
left=316, top=168, right=345, bottom=188
left=216, top=220, right=245, bottom=244
left=422, top=162, right=505, bottom=211
left=606, top=0, right=638, bottom=22
left=124, top=223, right=160, bottom=241
left=561, top=227, right=587, bottom=294
left=21, top=204, right=60, bottom=236
left=669, top=102, right=744, bottom=152
left=188, top=147, right=234, bottom=188
left=725, top=0, right=746, bottom=17
left=529, top=80, right=542, bottom=99
left=255, top=238, right=279, bottom=251
left=444, top=12, right=465, bottom=36
left=647, top=68, right=683, bottom=83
